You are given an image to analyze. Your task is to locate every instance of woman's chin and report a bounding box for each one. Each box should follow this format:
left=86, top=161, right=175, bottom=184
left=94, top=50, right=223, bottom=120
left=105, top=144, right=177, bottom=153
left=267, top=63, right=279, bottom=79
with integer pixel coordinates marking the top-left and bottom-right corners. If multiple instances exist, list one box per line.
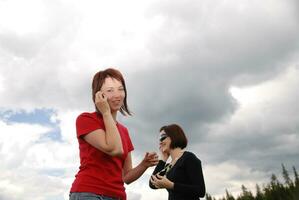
left=111, top=106, right=121, bottom=112
left=162, top=148, right=169, bottom=153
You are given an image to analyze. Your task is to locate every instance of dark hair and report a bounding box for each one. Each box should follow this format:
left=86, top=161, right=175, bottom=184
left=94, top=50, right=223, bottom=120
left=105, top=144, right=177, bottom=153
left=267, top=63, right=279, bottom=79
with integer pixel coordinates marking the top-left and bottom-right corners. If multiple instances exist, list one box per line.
left=92, top=68, right=131, bottom=116
left=160, top=124, right=188, bottom=149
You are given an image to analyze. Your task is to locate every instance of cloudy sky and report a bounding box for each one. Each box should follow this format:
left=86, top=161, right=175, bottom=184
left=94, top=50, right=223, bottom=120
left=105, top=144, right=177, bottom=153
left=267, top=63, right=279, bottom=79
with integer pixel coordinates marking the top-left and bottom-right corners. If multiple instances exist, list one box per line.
left=0, top=0, right=299, bottom=199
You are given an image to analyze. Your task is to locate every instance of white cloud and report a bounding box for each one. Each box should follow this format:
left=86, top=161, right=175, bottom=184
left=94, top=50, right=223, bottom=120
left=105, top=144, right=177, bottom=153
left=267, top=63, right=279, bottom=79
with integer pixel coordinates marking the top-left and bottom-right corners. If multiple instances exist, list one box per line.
left=0, top=111, right=79, bottom=200
left=0, top=121, right=50, bottom=167
left=228, top=66, right=299, bottom=135
left=202, top=65, right=299, bottom=187
left=0, top=119, right=67, bottom=200
left=0, top=0, right=46, bottom=35
left=204, top=162, right=267, bottom=198
left=127, top=176, right=168, bottom=200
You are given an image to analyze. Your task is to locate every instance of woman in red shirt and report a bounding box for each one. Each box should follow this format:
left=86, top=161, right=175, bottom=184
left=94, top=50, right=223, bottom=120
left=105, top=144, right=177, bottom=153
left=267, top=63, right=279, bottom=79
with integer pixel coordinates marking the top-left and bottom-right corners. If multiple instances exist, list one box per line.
left=70, top=68, right=158, bottom=200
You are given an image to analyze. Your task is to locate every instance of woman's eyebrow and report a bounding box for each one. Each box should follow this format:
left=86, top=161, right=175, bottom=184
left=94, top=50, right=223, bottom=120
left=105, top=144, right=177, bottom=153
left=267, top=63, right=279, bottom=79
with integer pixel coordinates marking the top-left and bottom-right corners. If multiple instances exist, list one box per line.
left=102, top=85, right=123, bottom=90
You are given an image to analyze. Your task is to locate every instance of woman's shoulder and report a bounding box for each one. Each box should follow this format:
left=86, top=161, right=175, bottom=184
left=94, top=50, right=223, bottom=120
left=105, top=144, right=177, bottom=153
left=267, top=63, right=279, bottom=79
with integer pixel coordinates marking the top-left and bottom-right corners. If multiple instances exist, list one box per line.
left=78, top=111, right=96, bottom=117
left=116, top=122, right=129, bottom=133
left=76, top=112, right=100, bottom=121
left=183, top=151, right=201, bottom=162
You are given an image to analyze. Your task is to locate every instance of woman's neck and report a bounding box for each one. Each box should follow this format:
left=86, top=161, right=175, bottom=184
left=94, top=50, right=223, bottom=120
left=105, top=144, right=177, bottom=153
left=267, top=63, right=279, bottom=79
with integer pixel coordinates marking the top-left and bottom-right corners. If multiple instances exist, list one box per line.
left=170, top=148, right=184, bottom=162
left=111, top=111, right=117, bottom=121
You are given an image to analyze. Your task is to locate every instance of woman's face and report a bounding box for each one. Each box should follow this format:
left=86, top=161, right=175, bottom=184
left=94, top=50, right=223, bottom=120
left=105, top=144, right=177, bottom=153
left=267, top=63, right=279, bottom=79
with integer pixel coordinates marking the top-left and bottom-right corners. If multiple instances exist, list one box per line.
left=101, top=77, right=125, bottom=112
left=159, top=131, right=171, bottom=153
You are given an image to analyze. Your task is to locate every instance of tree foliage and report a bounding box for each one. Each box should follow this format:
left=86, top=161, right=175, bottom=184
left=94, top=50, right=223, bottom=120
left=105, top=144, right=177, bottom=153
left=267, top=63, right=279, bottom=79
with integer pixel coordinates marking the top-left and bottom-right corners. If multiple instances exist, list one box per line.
left=206, top=164, right=299, bottom=200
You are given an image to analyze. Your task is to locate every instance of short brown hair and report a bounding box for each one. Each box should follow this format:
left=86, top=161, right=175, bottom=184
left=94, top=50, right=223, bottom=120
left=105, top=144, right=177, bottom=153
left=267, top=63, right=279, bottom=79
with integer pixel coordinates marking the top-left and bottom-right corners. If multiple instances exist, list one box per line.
left=160, top=124, right=188, bottom=149
left=92, top=68, right=131, bottom=116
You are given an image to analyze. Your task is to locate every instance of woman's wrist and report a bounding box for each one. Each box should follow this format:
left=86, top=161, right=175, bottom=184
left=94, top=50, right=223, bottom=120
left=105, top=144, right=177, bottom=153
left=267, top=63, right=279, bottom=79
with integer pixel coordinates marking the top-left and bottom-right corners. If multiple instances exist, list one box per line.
left=102, top=111, right=112, bottom=117
left=140, top=161, right=149, bottom=169
left=168, top=181, right=174, bottom=189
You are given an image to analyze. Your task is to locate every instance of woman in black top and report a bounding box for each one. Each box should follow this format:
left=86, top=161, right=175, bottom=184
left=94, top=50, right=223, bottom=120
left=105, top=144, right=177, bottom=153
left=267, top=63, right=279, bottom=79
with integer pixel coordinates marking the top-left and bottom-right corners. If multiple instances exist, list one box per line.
left=149, top=124, right=206, bottom=200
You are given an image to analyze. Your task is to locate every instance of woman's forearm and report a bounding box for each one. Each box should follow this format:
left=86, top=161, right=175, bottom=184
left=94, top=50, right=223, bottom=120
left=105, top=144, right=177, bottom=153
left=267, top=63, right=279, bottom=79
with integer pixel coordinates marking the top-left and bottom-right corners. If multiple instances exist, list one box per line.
left=102, top=112, right=123, bottom=155
left=123, top=162, right=147, bottom=184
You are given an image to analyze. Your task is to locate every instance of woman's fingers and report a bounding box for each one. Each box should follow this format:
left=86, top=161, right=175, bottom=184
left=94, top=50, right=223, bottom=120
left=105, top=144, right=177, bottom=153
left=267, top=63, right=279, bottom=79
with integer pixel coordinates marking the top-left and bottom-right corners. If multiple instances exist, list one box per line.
left=151, top=175, right=165, bottom=189
left=96, top=91, right=105, bottom=100
left=95, top=91, right=110, bottom=114
left=150, top=175, right=159, bottom=188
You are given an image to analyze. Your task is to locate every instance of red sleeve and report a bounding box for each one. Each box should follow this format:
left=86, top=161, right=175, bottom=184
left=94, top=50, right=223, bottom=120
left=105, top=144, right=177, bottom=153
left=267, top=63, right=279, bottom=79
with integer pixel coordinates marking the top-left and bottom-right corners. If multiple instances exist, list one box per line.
left=128, top=132, right=134, bottom=152
left=126, top=128, right=134, bottom=152
left=76, top=112, right=104, bottom=138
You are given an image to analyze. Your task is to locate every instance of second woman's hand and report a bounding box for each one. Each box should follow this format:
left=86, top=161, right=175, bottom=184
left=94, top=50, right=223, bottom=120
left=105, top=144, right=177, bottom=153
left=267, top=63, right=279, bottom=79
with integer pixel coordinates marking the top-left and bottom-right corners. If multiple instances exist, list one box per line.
left=150, top=174, right=174, bottom=189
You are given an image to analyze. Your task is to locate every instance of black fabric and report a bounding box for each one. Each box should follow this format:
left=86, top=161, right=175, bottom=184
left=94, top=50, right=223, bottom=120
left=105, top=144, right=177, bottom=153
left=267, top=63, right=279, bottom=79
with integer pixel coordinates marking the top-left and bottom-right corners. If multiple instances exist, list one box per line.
left=149, top=151, right=206, bottom=200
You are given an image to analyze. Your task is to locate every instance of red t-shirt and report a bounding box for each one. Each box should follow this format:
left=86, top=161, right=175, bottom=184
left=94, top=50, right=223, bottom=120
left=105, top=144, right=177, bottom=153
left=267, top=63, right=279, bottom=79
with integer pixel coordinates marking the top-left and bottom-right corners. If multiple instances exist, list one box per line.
left=70, top=112, right=134, bottom=200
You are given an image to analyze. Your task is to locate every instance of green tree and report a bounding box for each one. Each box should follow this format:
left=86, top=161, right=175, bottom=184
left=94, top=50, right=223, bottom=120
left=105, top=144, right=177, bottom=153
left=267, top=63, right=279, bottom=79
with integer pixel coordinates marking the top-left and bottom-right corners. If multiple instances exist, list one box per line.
left=225, top=189, right=235, bottom=200
left=292, top=166, right=299, bottom=200
left=206, top=165, right=299, bottom=200
left=237, top=185, right=254, bottom=200
left=282, top=164, right=293, bottom=187
left=281, top=164, right=294, bottom=199
left=293, top=166, right=299, bottom=187
left=264, top=173, right=285, bottom=200
left=270, top=174, right=280, bottom=189
left=206, top=193, right=213, bottom=200
left=255, top=184, right=264, bottom=200
left=205, top=193, right=217, bottom=200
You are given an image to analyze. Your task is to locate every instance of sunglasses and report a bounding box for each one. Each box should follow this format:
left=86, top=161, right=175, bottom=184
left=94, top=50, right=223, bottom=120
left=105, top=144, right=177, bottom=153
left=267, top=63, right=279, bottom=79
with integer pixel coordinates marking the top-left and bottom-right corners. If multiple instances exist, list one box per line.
left=159, top=133, right=168, bottom=142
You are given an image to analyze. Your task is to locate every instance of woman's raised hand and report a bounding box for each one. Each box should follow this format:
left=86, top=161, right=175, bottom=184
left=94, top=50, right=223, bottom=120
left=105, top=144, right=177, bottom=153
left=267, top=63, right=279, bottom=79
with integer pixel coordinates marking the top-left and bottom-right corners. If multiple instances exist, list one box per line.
left=95, top=91, right=111, bottom=115
left=141, top=152, right=159, bottom=168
